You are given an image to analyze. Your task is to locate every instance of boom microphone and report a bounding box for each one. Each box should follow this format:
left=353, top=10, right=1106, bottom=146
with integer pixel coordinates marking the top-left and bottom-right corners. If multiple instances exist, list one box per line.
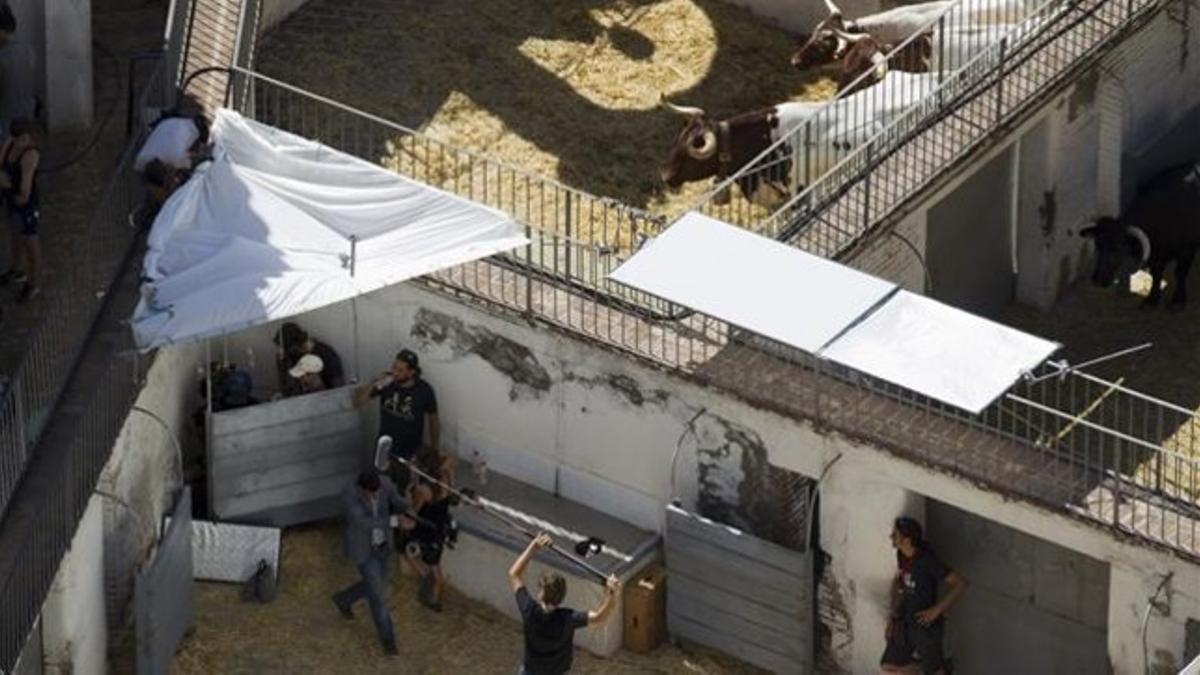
left=374, top=435, right=394, bottom=471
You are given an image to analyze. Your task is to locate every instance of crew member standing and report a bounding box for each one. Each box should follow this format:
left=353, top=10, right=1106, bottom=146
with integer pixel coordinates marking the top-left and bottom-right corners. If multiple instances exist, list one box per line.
left=881, top=517, right=968, bottom=675
left=507, top=533, right=620, bottom=674
left=333, top=469, right=410, bottom=657
left=352, top=349, right=439, bottom=493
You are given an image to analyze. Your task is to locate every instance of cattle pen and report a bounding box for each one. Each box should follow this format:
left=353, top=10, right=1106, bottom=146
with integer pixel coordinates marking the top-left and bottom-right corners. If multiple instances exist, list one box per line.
left=253, top=0, right=836, bottom=221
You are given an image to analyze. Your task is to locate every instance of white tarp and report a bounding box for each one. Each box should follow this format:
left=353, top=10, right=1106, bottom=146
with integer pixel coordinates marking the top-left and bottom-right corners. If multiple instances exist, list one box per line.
left=819, top=290, right=1060, bottom=414
left=608, top=212, right=896, bottom=353
left=609, top=212, right=1060, bottom=414
left=131, top=109, right=528, bottom=349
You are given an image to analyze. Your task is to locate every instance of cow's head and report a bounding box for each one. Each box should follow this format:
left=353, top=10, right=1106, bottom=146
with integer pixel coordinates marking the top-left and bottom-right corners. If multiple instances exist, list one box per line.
left=833, top=28, right=889, bottom=94
left=791, top=0, right=852, bottom=71
left=1080, top=217, right=1151, bottom=287
left=660, top=96, right=721, bottom=190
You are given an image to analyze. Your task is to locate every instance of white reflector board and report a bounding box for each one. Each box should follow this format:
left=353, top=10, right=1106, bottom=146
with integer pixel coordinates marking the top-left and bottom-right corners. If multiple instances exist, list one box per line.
left=610, top=213, right=1060, bottom=414
left=819, top=290, right=1060, bottom=414
left=609, top=212, right=896, bottom=353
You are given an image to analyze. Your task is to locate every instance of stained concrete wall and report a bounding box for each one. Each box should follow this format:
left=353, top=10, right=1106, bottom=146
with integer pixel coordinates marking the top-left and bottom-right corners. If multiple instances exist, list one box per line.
left=40, top=496, right=106, bottom=675
left=201, top=276, right=1200, bottom=673
left=926, top=500, right=1110, bottom=675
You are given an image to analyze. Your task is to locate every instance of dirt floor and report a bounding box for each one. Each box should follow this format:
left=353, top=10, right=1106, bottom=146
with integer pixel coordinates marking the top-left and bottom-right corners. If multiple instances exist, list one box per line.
left=256, top=0, right=835, bottom=220
left=169, top=522, right=764, bottom=675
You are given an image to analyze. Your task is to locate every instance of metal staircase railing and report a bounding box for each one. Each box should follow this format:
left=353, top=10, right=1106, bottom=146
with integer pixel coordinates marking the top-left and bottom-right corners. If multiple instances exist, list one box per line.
left=687, top=0, right=1165, bottom=267
left=762, top=0, right=1167, bottom=268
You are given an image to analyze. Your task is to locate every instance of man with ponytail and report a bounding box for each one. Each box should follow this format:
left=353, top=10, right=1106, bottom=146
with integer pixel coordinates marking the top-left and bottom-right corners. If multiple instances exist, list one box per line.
left=881, top=516, right=967, bottom=674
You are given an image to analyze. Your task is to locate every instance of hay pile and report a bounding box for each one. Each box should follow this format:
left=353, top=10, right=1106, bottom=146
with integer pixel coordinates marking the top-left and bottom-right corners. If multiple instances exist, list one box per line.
left=172, top=522, right=765, bottom=674
left=258, top=0, right=836, bottom=234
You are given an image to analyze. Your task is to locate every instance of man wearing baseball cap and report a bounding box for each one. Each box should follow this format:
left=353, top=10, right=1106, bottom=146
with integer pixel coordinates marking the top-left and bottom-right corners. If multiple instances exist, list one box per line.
left=286, top=353, right=326, bottom=397
left=353, top=349, right=439, bottom=493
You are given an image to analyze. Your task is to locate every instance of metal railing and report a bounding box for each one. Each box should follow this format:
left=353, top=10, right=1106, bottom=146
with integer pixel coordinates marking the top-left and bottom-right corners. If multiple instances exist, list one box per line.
left=690, top=0, right=1163, bottom=265
left=0, top=55, right=175, bottom=667
left=0, top=58, right=175, bottom=525
left=224, top=67, right=1200, bottom=556
left=764, top=0, right=1165, bottom=265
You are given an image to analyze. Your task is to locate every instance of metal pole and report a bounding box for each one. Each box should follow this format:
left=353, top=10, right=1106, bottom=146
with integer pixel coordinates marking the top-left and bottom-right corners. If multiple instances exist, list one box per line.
left=390, top=455, right=609, bottom=583
left=204, top=338, right=214, bottom=517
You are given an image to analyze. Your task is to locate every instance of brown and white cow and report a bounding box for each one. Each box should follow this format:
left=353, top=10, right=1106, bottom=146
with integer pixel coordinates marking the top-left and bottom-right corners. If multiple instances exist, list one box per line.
left=833, top=28, right=934, bottom=96
left=791, top=0, right=951, bottom=72
left=658, top=96, right=823, bottom=209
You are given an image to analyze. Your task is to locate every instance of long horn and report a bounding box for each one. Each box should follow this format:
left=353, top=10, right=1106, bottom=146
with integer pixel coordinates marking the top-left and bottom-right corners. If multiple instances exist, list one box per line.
left=1126, top=225, right=1151, bottom=265
left=687, top=129, right=718, bottom=160
left=824, top=0, right=844, bottom=15
left=830, top=25, right=869, bottom=42
left=659, top=93, right=706, bottom=118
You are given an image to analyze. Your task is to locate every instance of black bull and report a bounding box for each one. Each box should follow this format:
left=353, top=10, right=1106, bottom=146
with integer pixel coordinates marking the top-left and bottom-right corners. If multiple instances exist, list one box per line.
left=1080, top=162, right=1200, bottom=309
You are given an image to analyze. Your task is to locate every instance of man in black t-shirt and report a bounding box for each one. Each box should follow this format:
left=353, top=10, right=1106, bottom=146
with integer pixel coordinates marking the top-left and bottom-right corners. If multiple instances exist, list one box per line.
left=507, top=533, right=620, bottom=675
left=881, top=517, right=968, bottom=675
left=353, top=349, right=440, bottom=492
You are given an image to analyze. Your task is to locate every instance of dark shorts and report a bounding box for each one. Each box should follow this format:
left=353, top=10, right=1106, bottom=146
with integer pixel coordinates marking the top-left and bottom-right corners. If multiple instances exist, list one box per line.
left=418, top=539, right=443, bottom=566
left=881, top=620, right=945, bottom=674
left=10, top=204, right=38, bottom=237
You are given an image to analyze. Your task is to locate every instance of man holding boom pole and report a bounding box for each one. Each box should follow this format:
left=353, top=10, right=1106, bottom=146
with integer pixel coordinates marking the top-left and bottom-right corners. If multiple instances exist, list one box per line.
left=507, top=533, right=620, bottom=675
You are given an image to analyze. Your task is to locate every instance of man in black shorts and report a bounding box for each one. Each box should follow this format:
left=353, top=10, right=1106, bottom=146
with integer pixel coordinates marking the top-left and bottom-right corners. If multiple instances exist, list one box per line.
left=353, top=349, right=439, bottom=493
left=507, top=533, right=620, bottom=674
left=401, top=465, right=457, bottom=612
left=881, top=517, right=968, bottom=675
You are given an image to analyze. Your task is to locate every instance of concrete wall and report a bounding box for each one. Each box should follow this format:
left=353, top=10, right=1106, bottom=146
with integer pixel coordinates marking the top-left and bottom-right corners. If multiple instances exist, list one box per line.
left=197, top=276, right=1200, bottom=673
left=40, top=496, right=106, bottom=675
left=98, top=343, right=203, bottom=641
left=259, top=0, right=313, bottom=35
left=926, top=500, right=1110, bottom=675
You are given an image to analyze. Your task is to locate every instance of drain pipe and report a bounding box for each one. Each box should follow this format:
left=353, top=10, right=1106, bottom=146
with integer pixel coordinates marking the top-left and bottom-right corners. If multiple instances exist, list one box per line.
left=1141, top=571, right=1173, bottom=675
left=804, top=453, right=844, bottom=553
left=667, top=408, right=706, bottom=508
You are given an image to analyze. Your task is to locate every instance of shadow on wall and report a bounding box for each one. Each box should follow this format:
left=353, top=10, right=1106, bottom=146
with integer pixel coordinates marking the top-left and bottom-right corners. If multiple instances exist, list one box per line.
left=254, top=0, right=830, bottom=209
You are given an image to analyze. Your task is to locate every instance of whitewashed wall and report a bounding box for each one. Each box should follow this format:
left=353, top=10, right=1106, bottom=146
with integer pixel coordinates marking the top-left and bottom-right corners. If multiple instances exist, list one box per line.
left=40, top=496, right=106, bottom=675
left=98, top=343, right=203, bottom=644
left=209, top=278, right=1200, bottom=672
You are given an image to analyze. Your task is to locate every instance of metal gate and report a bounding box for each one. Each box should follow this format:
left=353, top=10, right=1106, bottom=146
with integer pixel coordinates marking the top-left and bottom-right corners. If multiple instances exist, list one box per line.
left=134, top=488, right=194, bottom=675
left=665, top=503, right=814, bottom=674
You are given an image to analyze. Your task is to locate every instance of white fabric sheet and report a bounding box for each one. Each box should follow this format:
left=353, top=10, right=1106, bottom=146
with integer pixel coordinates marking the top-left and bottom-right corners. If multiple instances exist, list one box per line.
left=608, top=212, right=897, bottom=353
left=819, top=290, right=1060, bottom=414
left=134, top=117, right=200, bottom=171
left=132, top=109, right=527, bottom=349
left=609, top=213, right=1059, bottom=414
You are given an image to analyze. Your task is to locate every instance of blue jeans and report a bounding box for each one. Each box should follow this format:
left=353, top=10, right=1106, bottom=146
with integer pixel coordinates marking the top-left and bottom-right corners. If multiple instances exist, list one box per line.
left=336, top=546, right=396, bottom=647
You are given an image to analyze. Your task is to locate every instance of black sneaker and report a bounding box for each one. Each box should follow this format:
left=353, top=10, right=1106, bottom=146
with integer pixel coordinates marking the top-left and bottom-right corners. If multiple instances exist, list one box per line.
left=17, top=284, right=39, bottom=304
left=382, top=641, right=399, bottom=657
left=332, top=593, right=353, bottom=620
left=16, top=282, right=38, bottom=303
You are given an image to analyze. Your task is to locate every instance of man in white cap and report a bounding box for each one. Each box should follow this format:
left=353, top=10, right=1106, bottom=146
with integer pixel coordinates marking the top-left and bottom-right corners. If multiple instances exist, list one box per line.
left=286, top=353, right=326, bottom=397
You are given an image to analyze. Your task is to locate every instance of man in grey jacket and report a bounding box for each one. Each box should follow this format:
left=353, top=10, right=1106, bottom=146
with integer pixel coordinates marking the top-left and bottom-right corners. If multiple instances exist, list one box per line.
left=333, top=469, right=410, bottom=656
